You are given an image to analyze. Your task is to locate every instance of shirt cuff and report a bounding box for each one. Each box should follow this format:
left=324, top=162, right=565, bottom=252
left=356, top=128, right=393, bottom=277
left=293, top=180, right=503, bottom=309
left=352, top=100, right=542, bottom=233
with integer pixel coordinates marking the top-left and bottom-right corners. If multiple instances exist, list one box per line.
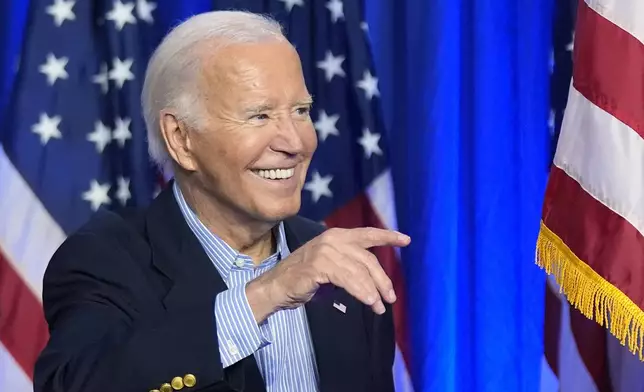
left=214, top=284, right=273, bottom=367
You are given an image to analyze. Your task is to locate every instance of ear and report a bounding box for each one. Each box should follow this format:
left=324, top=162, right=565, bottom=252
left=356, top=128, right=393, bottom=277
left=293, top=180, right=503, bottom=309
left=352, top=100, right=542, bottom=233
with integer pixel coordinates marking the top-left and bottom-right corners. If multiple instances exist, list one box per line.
left=159, top=110, right=197, bottom=172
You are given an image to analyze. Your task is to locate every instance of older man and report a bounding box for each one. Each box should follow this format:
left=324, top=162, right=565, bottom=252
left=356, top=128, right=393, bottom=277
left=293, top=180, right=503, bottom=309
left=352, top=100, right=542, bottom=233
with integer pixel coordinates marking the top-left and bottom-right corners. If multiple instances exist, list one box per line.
left=33, top=10, right=410, bottom=392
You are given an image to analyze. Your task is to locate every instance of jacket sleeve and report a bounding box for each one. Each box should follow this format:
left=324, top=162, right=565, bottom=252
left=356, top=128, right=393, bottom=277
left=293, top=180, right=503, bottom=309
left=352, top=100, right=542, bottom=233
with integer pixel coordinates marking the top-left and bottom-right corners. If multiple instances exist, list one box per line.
left=33, top=231, right=238, bottom=392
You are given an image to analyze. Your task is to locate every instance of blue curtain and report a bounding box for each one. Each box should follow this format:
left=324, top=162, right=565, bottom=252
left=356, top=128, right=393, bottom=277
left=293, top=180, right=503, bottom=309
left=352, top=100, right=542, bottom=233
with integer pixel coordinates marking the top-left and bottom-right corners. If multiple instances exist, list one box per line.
left=1, top=1, right=553, bottom=391
left=0, top=1, right=28, bottom=118
left=365, top=1, right=553, bottom=391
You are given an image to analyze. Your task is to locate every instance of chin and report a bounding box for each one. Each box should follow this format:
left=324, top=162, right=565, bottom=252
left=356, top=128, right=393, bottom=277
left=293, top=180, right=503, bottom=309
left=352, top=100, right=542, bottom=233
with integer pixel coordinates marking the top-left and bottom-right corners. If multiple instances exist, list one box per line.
left=253, top=196, right=301, bottom=222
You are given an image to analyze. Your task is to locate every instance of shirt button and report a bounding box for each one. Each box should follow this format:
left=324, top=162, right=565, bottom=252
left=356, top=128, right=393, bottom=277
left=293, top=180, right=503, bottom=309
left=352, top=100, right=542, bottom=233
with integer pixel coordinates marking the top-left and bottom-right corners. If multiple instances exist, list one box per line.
left=234, top=258, right=244, bottom=268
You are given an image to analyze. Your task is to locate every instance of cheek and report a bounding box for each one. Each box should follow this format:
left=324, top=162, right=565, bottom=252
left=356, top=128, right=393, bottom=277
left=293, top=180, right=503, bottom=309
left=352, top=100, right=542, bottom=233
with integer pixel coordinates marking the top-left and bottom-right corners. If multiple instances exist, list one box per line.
left=191, top=133, right=234, bottom=175
left=236, top=136, right=273, bottom=164
left=300, top=123, right=318, bottom=154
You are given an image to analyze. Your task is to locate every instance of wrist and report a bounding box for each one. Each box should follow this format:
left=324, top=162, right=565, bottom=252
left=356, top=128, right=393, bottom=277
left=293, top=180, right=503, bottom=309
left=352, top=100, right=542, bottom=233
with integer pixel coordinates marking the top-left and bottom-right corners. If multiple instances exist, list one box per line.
left=245, top=278, right=278, bottom=324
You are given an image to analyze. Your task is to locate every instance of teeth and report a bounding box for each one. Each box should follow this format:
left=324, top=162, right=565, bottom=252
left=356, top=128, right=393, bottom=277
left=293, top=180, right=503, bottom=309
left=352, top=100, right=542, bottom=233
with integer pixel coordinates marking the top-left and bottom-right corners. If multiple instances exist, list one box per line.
left=255, top=168, right=295, bottom=180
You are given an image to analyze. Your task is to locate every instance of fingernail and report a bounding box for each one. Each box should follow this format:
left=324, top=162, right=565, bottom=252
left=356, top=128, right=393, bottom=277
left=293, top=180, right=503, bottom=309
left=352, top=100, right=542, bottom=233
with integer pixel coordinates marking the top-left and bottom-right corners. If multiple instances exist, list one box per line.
left=375, top=302, right=386, bottom=314
left=388, top=289, right=397, bottom=302
left=397, top=233, right=410, bottom=242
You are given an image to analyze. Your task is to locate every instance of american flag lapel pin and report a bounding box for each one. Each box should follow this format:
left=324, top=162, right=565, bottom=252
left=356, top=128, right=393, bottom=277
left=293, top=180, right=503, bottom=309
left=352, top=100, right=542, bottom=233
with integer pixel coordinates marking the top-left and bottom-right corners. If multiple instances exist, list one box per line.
left=333, top=301, right=346, bottom=314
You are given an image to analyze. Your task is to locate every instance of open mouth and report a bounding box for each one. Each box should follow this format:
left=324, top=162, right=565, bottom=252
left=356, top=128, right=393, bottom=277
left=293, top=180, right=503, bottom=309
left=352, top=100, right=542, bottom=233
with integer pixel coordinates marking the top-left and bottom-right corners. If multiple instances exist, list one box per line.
left=251, top=167, right=295, bottom=180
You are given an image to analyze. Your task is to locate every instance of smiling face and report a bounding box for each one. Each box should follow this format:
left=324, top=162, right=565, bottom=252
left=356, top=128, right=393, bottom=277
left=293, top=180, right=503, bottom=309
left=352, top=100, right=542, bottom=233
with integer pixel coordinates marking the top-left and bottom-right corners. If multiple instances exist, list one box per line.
left=162, top=40, right=318, bottom=224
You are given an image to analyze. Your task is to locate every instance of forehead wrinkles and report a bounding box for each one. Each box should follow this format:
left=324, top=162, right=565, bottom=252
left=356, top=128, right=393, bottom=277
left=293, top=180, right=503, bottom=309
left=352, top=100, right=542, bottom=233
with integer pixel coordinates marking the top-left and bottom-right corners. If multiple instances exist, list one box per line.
left=199, top=42, right=307, bottom=112
left=203, top=50, right=270, bottom=103
left=228, top=59, right=266, bottom=93
left=229, top=55, right=307, bottom=106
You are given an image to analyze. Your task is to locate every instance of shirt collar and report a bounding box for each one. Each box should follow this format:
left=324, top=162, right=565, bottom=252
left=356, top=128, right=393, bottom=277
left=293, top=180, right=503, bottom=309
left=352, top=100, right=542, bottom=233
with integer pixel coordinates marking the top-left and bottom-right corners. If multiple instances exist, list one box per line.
left=172, top=181, right=290, bottom=281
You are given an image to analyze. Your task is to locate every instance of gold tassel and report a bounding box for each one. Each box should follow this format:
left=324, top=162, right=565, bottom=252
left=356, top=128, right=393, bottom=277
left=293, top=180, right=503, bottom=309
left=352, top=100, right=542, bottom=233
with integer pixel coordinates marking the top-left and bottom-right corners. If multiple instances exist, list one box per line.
left=536, top=221, right=644, bottom=360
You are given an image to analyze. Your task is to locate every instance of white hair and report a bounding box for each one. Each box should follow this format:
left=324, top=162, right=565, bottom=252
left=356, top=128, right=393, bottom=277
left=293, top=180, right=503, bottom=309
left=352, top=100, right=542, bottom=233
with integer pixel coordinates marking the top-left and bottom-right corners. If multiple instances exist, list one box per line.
left=141, top=10, right=287, bottom=168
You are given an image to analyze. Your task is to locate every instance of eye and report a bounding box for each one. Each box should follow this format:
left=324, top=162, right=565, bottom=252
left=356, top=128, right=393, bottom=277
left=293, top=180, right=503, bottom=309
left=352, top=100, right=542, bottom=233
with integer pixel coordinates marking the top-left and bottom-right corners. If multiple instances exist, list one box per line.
left=295, top=106, right=311, bottom=116
left=250, top=113, right=270, bottom=121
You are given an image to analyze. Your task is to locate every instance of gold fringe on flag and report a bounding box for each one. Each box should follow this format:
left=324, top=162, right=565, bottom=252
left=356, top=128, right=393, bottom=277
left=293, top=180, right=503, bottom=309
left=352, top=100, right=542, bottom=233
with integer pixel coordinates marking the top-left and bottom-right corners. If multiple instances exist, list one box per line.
left=536, top=221, right=644, bottom=360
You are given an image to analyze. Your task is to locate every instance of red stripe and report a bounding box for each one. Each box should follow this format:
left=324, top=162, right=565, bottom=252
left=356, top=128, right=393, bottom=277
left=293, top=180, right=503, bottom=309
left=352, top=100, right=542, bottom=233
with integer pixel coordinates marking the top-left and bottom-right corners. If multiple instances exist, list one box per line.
left=543, top=281, right=561, bottom=377
left=324, top=193, right=412, bottom=370
left=569, top=307, right=613, bottom=392
left=573, top=0, right=644, bottom=138
left=0, top=248, right=49, bottom=380
left=542, top=166, right=644, bottom=309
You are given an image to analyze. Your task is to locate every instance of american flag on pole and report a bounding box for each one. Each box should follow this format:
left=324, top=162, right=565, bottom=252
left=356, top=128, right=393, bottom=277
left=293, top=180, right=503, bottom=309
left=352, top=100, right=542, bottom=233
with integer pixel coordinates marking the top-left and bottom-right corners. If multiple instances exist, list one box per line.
left=0, top=0, right=161, bottom=389
left=0, top=0, right=413, bottom=390
left=539, top=0, right=644, bottom=391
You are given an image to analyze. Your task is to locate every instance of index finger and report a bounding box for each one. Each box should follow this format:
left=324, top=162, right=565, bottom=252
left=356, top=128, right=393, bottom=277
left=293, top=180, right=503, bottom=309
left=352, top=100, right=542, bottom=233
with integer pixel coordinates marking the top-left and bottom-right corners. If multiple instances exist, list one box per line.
left=347, top=227, right=411, bottom=249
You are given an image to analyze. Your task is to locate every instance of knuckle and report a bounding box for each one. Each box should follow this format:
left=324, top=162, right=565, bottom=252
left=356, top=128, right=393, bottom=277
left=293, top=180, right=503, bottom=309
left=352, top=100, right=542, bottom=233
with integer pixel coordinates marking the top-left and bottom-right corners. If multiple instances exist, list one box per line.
left=354, top=270, right=368, bottom=285
left=361, top=251, right=382, bottom=271
left=311, top=250, right=334, bottom=271
left=355, top=266, right=374, bottom=286
left=365, top=252, right=379, bottom=266
left=364, top=227, right=382, bottom=243
left=353, top=283, right=372, bottom=301
left=379, top=274, right=392, bottom=289
left=381, top=277, right=394, bottom=292
left=310, top=254, right=326, bottom=270
left=314, top=242, right=334, bottom=256
left=323, top=227, right=342, bottom=239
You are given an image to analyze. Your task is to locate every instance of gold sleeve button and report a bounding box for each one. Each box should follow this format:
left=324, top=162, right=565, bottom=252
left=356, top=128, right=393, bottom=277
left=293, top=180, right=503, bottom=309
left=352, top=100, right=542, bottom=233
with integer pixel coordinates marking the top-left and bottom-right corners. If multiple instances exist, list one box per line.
left=149, top=390, right=160, bottom=392
left=171, top=376, right=184, bottom=390
left=183, top=374, right=197, bottom=388
left=160, top=383, right=173, bottom=392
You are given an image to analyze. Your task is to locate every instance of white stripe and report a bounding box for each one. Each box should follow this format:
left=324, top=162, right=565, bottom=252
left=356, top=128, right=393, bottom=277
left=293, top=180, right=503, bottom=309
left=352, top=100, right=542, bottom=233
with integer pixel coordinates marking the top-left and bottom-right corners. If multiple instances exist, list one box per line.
left=546, top=273, right=562, bottom=295
left=585, top=0, right=644, bottom=46
left=539, top=355, right=559, bottom=392
left=554, top=86, right=644, bottom=237
left=366, top=169, right=399, bottom=231
left=366, top=169, right=402, bottom=260
left=392, top=345, right=414, bottom=392
left=540, top=276, right=561, bottom=392
left=543, top=273, right=606, bottom=391
left=0, top=343, right=33, bottom=392
left=0, top=146, right=66, bottom=299
left=558, top=300, right=599, bottom=392
left=607, top=329, right=644, bottom=391
left=365, top=170, right=413, bottom=391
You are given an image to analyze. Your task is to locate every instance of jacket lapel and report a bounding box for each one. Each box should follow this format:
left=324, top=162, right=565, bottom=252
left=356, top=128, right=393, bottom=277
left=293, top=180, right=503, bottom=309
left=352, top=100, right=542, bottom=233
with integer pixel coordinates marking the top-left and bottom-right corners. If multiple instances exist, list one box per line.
left=145, top=184, right=227, bottom=309
left=145, top=184, right=266, bottom=392
left=284, top=218, right=357, bottom=392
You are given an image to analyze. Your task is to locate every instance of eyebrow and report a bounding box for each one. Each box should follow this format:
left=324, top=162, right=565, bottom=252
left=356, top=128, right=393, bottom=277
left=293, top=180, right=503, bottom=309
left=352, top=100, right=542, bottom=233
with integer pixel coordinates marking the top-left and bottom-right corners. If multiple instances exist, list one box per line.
left=242, top=96, right=314, bottom=114
left=243, top=103, right=273, bottom=115
left=296, top=95, right=314, bottom=106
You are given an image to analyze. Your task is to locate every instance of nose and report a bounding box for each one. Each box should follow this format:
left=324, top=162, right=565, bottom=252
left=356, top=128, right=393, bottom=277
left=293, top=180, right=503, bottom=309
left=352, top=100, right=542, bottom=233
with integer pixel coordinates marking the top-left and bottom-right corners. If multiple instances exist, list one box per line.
left=271, top=116, right=306, bottom=156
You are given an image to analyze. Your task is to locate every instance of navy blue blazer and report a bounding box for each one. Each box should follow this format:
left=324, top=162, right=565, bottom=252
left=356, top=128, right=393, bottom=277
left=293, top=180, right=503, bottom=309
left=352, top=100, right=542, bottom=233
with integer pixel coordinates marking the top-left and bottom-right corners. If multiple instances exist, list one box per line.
left=33, top=184, right=395, bottom=392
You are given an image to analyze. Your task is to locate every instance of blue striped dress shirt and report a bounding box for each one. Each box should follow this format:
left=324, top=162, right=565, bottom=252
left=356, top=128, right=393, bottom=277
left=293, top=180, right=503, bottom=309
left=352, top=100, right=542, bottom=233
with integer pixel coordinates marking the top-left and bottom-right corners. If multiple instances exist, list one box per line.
left=172, top=183, right=319, bottom=391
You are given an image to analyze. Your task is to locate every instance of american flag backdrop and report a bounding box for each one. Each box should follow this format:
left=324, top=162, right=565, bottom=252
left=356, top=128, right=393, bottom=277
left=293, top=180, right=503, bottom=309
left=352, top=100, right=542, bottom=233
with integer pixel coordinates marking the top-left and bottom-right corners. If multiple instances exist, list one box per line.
left=0, top=0, right=414, bottom=391
left=539, top=0, right=644, bottom=391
